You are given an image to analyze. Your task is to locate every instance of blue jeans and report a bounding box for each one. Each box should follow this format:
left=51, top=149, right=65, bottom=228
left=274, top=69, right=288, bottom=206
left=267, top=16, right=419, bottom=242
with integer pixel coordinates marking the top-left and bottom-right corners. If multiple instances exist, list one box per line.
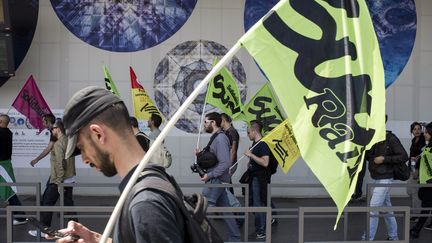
left=203, top=178, right=241, bottom=241
left=362, top=178, right=398, bottom=241
left=249, top=177, right=266, bottom=234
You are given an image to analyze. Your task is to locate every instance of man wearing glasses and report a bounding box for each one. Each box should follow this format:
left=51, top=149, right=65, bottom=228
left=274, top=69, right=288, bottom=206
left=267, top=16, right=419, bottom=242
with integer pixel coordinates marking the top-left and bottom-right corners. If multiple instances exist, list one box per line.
left=28, top=119, right=76, bottom=237
left=197, top=112, right=240, bottom=242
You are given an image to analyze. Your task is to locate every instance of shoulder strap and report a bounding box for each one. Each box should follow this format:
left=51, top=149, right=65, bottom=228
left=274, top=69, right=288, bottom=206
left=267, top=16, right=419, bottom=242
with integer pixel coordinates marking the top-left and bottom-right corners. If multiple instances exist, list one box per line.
left=120, top=167, right=192, bottom=242
left=204, top=131, right=223, bottom=151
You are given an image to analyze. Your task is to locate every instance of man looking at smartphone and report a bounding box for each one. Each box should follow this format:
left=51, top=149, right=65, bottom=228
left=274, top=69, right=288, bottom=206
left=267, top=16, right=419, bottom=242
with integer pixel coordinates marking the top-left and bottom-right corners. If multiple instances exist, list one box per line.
left=56, top=86, right=185, bottom=242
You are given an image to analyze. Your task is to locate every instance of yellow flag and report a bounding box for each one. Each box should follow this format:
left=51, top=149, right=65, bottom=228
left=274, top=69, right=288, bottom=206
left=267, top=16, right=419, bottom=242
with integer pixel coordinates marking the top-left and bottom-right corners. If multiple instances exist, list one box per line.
left=261, top=119, right=300, bottom=174
left=239, top=0, right=386, bottom=225
left=130, top=66, right=163, bottom=121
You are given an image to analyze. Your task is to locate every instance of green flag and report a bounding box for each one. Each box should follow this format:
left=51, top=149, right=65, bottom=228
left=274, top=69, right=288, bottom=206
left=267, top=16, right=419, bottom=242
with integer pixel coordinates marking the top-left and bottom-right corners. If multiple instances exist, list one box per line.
left=103, top=65, right=121, bottom=96
left=419, top=146, right=432, bottom=184
left=236, top=82, right=285, bottom=135
left=0, top=160, right=17, bottom=201
left=205, top=60, right=243, bottom=117
left=239, top=0, right=386, bottom=224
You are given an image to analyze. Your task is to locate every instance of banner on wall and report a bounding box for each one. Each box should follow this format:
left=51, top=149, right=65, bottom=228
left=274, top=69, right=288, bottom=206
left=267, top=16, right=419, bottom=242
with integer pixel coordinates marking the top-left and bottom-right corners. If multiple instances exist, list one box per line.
left=0, top=109, right=87, bottom=168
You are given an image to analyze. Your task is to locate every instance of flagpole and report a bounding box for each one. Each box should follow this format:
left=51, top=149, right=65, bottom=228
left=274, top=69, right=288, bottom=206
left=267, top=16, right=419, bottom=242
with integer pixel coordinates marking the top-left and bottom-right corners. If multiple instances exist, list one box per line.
left=195, top=102, right=207, bottom=157
left=100, top=42, right=242, bottom=243
left=229, top=140, right=262, bottom=175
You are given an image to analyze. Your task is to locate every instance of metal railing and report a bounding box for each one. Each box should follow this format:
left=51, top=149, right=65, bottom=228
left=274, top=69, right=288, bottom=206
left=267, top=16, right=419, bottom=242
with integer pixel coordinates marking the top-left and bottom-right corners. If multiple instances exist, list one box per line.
left=298, top=206, right=410, bottom=243
left=4, top=181, right=430, bottom=242
left=0, top=182, right=41, bottom=220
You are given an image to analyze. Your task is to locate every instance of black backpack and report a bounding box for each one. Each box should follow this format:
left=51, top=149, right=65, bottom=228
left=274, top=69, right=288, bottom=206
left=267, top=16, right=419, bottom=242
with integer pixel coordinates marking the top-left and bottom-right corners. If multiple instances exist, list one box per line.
left=196, top=131, right=222, bottom=170
left=120, top=166, right=223, bottom=243
left=268, top=151, right=279, bottom=175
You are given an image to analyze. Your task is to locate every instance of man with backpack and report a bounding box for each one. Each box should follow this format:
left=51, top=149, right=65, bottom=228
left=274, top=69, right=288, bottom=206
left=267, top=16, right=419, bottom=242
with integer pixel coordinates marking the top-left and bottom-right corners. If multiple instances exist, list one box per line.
left=56, top=86, right=186, bottom=242
left=244, top=121, right=271, bottom=239
left=196, top=112, right=241, bottom=242
left=361, top=115, right=408, bottom=241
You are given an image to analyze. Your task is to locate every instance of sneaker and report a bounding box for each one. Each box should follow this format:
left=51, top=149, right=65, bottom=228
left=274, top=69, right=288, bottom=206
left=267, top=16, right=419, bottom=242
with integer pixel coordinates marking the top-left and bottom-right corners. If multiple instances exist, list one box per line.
left=271, top=218, right=278, bottom=225
left=13, top=219, right=27, bottom=225
left=28, top=230, right=47, bottom=238
left=424, top=224, right=432, bottom=231
left=256, top=233, right=266, bottom=239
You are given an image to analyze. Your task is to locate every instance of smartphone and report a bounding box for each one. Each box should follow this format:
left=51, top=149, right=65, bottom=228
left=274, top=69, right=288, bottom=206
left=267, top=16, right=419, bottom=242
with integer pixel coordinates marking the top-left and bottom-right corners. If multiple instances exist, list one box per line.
left=26, top=217, right=80, bottom=241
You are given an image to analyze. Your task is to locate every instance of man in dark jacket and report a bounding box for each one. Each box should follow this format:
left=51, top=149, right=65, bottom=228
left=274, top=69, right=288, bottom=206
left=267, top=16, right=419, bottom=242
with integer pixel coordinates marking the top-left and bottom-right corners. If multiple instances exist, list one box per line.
left=362, top=117, right=408, bottom=241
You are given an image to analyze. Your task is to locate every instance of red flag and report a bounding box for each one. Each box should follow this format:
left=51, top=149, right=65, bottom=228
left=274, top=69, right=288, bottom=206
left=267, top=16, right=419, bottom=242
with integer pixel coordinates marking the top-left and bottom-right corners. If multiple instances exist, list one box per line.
left=130, top=66, right=163, bottom=121
left=11, top=75, right=53, bottom=131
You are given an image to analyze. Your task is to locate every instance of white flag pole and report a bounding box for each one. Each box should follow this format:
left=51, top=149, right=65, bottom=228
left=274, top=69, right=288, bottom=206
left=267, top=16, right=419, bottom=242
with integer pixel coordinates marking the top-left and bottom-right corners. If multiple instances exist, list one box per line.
left=100, top=42, right=242, bottom=243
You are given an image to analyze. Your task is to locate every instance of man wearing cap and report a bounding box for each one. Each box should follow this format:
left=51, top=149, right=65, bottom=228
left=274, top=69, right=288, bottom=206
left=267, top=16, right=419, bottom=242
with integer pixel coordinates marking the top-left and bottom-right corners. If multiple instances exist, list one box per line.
left=56, top=86, right=184, bottom=242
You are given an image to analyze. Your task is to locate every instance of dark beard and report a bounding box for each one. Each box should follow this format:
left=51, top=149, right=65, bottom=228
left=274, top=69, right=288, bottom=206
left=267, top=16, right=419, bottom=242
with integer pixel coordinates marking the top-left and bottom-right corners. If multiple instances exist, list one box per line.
left=92, top=140, right=117, bottom=177
left=205, top=126, right=213, bottom=134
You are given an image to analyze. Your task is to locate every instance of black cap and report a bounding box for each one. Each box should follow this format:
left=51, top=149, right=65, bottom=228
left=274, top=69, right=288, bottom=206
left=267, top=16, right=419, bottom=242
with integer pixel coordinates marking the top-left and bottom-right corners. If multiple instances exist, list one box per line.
left=63, top=86, right=123, bottom=158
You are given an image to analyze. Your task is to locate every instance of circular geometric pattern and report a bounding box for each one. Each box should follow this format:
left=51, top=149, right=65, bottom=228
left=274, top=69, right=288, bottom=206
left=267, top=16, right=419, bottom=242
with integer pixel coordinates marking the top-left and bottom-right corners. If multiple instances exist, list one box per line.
left=50, top=0, right=197, bottom=52
left=0, top=0, right=38, bottom=87
left=244, top=0, right=417, bottom=88
left=154, top=40, right=247, bottom=133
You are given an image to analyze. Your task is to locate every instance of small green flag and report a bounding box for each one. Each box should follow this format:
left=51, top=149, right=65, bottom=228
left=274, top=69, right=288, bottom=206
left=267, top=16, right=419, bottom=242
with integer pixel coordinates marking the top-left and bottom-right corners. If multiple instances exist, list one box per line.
left=419, top=146, right=432, bottom=184
left=236, top=82, right=285, bottom=135
left=103, top=65, right=121, bottom=96
left=205, top=59, right=243, bottom=117
left=0, top=160, right=17, bottom=201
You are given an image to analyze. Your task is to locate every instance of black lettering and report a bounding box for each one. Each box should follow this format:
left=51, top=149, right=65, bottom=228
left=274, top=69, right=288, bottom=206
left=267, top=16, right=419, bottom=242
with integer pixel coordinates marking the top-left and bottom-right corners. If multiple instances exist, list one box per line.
left=262, top=0, right=375, bottom=163
left=212, top=74, right=241, bottom=114
left=273, top=139, right=289, bottom=167
left=248, top=96, right=283, bottom=132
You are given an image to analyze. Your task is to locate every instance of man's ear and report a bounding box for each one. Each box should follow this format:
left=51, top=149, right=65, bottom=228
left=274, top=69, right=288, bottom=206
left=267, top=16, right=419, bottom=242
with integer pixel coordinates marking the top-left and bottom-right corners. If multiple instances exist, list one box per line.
left=88, top=124, right=106, bottom=144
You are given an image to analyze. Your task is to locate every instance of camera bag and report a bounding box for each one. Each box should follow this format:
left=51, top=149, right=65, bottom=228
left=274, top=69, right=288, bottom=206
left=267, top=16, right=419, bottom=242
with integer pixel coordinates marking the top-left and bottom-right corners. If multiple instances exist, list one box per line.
left=196, top=131, right=222, bottom=170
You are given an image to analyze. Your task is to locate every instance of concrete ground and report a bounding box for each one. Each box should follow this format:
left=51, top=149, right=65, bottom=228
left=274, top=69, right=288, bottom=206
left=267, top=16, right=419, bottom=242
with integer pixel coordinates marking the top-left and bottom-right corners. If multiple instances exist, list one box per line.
left=1, top=195, right=431, bottom=242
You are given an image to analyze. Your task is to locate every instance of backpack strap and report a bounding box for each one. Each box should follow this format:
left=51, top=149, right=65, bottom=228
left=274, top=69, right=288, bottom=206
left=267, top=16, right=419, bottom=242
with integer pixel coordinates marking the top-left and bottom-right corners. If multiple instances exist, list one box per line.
left=119, top=167, right=196, bottom=242
left=203, top=131, right=223, bottom=151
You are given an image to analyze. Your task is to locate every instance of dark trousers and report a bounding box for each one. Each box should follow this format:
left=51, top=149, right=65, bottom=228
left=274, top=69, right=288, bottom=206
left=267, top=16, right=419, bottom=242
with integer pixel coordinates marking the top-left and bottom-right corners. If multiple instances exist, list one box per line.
left=40, top=180, right=74, bottom=226
left=8, top=194, right=26, bottom=217
left=412, top=188, right=432, bottom=233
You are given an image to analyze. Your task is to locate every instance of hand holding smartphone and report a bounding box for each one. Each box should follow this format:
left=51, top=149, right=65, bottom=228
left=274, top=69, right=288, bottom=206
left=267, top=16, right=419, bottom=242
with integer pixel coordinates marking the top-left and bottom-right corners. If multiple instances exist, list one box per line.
left=26, top=217, right=80, bottom=241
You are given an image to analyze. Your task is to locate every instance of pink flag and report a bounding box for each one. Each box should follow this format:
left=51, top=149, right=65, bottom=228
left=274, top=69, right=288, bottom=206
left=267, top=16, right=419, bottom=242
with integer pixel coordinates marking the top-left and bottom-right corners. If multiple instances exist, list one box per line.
left=11, top=75, right=53, bottom=131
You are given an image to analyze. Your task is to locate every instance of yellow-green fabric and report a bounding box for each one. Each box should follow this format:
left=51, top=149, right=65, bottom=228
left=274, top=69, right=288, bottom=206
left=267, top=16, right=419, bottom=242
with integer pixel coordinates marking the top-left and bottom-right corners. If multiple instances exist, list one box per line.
left=261, top=119, right=300, bottom=174
left=205, top=59, right=243, bottom=118
left=239, top=0, right=385, bottom=224
left=50, top=135, right=76, bottom=184
left=235, top=82, right=285, bottom=135
left=419, top=146, right=432, bottom=184
left=103, top=65, right=121, bottom=96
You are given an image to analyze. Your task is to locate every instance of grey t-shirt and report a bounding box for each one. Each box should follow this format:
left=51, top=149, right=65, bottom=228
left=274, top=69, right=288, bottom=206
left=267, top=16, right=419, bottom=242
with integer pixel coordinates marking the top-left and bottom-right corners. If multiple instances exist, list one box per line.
left=114, top=167, right=185, bottom=242
left=207, top=130, right=232, bottom=182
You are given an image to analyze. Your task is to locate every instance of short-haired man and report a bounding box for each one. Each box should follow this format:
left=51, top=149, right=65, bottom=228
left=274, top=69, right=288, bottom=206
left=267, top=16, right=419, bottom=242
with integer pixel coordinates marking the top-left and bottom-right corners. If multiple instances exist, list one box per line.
left=0, top=114, right=27, bottom=225
left=30, top=114, right=57, bottom=167
left=29, top=119, right=76, bottom=237
left=56, top=86, right=184, bottom=242
left=130, top=116, right=150, bottom=152
left=220, top=113, right=239, bottom=165
left=148, top=113, right=162, bottom=140
left=244, top=121, right=270, bottom=239
left=197, top=112, right=240, bottom=242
